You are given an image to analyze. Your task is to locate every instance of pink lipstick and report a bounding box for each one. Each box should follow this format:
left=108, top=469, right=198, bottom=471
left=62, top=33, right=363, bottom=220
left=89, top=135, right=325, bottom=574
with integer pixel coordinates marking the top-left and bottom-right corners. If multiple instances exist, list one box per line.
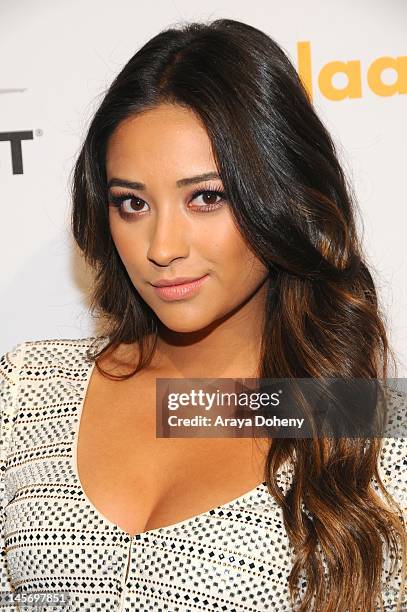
left=151, top=274, right=209, bottom=301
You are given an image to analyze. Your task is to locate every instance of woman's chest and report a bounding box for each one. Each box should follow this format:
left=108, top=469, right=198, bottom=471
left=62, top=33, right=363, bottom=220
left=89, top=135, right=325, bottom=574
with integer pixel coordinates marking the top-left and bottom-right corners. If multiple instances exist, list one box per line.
left=1, top=349, right=294, bottom=610
left=75, top=371, right=270, bottom=536
left=3, top=401, right=293, bottom=611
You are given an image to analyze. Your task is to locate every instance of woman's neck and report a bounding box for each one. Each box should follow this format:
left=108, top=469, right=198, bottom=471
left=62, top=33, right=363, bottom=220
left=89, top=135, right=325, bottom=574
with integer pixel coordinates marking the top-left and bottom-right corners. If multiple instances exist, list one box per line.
left=154, top=292, right=267, bottom=379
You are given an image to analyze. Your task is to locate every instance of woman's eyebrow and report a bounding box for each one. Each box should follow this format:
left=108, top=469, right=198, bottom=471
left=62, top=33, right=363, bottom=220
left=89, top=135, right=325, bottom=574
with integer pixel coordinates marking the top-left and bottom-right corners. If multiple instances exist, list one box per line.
left=107, top=172, right=220, bottom=191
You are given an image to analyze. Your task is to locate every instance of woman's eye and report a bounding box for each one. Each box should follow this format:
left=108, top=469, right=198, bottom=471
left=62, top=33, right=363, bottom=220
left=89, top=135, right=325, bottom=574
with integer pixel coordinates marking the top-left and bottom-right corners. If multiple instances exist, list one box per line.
left=120, top=196, right=148, bottom=214
left=191, top=190, right=226, bottom=210
left=109, top=194, right=149, bottom=219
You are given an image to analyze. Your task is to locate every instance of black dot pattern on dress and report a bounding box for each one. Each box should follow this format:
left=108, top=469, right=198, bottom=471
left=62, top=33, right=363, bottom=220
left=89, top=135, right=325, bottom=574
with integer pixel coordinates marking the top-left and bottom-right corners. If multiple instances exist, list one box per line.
left=0, top=338, right=405, bottom=611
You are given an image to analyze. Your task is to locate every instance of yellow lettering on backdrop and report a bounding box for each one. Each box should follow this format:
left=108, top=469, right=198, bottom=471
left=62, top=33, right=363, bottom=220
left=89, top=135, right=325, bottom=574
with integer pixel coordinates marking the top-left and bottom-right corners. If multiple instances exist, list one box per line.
left=319, top=60, right=362, bottom=100
left=297, top=41, right=313, bottom=101
left=296, top=42, right=407, bottom=100
left=367, top=56, right=407, bottom=96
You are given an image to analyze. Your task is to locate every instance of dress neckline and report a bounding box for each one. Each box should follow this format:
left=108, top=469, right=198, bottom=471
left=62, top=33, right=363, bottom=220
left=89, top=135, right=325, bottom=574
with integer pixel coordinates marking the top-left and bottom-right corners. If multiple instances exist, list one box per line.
left=69, top=338, right=269, bottom=539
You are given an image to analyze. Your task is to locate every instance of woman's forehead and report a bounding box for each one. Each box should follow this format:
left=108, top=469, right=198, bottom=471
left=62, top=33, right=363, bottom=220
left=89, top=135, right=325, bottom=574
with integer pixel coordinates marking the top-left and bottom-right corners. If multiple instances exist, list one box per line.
left=106, top=105, right=217, bottom=182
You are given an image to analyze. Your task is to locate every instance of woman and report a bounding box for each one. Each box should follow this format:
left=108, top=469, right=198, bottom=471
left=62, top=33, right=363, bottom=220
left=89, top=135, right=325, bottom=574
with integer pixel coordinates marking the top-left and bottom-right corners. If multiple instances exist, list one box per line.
left=0, top=18, right=406, bottom=612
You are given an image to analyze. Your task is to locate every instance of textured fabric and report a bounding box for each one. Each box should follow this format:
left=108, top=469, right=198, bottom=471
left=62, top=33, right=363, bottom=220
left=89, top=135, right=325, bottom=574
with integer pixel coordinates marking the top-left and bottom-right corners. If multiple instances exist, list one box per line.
left=0, top=337, right=405, bottom=611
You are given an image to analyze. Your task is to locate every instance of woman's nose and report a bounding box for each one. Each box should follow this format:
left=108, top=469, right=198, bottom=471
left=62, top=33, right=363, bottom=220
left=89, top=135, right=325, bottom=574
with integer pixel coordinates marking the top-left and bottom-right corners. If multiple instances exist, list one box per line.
left=146, top=206, right=190, bottom=266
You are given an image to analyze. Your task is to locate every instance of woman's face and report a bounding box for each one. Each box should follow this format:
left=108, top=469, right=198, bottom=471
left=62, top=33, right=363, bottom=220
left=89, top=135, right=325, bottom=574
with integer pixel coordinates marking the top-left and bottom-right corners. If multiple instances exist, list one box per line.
left=106, top=102, right=269, bottom=333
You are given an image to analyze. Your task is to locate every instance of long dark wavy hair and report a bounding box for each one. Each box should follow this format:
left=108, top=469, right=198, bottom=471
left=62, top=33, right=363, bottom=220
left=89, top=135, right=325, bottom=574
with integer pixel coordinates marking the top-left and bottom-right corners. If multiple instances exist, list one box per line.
left=71, top=18, right=406, bottom=611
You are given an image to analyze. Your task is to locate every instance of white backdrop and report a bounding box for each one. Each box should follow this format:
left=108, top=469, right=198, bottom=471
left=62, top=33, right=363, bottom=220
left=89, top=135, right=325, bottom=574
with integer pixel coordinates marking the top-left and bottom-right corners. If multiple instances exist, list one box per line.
left=1, top=0, right=406, bottom=374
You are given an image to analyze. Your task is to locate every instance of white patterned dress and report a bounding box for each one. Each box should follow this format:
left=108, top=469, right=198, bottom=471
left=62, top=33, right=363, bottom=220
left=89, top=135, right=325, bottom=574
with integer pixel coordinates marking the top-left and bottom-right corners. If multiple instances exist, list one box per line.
left=0, top=338, right=406, bottom=611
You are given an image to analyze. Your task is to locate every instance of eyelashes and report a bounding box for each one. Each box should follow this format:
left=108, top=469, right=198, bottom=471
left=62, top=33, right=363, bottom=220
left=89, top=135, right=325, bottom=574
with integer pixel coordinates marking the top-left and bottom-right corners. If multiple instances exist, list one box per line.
left=108, top=184, right=227, bottom=221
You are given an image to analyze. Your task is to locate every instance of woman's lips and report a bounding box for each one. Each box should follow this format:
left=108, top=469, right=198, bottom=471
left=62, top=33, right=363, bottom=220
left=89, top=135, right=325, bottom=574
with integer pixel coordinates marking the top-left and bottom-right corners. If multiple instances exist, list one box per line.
left=152, top=274, right=210, bottom=301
